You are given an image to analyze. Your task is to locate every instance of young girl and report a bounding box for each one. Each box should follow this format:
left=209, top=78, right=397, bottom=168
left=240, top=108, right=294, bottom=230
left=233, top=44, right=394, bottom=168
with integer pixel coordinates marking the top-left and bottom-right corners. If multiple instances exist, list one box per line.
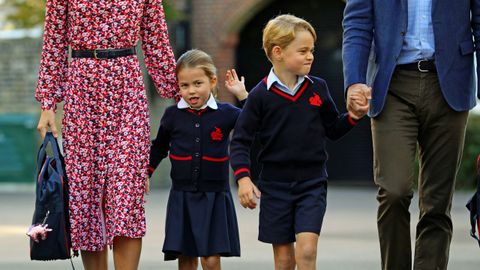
left=148, top=49, right=247, bottom=270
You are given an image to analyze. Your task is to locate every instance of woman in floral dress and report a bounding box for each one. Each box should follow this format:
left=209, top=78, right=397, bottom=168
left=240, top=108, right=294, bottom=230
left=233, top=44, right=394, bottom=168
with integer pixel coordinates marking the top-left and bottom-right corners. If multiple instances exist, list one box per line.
left=35, top=0, right=177, bottom=269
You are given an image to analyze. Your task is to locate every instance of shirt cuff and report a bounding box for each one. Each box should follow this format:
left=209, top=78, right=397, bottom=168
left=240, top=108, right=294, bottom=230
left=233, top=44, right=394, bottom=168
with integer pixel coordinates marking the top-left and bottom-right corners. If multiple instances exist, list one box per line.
left=234, top=167, right=251, bottom=181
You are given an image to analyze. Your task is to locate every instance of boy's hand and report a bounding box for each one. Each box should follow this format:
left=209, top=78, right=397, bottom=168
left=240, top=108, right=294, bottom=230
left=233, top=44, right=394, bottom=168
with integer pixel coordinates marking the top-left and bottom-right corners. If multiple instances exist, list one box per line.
left=237, top=177, right=261, bottom=209
left=347, top=84, right=371, bottom=119
left=348, top=93, right=369, bottom=119
left=225, top=69, right=248, bottom=101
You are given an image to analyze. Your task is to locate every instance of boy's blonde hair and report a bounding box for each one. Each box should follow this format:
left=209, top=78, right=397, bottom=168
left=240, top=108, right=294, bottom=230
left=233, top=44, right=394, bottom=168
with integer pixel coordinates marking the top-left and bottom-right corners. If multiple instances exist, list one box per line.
left=262, top=14, right=317, bottom=61
left=176, top=49, right=218, bottom=96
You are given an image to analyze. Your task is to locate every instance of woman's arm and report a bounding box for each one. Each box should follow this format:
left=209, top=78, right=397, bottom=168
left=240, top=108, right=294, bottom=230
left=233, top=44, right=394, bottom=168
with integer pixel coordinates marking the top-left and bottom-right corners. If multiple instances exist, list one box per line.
left=36, top=0, right=69, bottom=137
left=140, top=0, right=178, bottom=100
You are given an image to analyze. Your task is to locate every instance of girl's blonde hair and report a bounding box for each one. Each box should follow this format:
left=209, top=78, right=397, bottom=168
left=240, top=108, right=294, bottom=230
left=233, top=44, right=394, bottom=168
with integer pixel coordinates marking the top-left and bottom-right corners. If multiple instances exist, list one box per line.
left=262, top=14, right=317, bottom=61
left=176, top=49, right=218, bottom=97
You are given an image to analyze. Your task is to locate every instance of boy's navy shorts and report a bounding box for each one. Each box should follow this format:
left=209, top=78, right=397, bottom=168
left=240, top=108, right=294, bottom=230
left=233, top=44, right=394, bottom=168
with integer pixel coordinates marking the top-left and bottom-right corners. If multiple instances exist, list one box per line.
left=257, top=177, right=327, bottom=244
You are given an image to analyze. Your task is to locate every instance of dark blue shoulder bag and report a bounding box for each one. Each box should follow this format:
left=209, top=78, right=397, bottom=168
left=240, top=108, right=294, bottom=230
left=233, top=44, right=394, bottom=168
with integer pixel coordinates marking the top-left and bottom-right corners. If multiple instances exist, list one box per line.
left=30, top=132, right=77, bottom=265
left=466, top=155, right=480, bottom=247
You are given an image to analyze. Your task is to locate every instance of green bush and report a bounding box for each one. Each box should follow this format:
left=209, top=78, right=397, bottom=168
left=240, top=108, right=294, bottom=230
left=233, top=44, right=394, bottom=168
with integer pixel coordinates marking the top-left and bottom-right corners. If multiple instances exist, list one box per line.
left=412, top=114, right=480, bottom=190
left=3, top=0, right=178, bottom=29
left=457, top=114, right=480, bottom=189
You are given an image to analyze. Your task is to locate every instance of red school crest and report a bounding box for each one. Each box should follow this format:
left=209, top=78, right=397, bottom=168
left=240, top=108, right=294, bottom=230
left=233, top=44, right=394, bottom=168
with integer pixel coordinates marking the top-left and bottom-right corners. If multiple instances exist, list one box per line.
left=309, top=92, right=323, bottom=107
left=210, top=127, right=223, bottom=141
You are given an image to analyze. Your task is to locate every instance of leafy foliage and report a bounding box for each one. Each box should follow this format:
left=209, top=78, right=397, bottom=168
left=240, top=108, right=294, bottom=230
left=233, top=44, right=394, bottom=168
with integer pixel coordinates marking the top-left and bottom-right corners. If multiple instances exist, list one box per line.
left=411, top=114, right=480, bottom=190
left=3, top=0, right=176, bottom=29
left=457, top=114, right=480, bottom=189
left=4, top=0, right=45, bottom=29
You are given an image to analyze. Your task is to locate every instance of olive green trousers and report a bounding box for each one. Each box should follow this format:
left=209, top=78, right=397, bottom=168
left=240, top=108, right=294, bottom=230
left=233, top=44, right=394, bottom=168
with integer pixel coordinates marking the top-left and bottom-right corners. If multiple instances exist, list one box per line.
left=371, top=69, right=469, bottom=270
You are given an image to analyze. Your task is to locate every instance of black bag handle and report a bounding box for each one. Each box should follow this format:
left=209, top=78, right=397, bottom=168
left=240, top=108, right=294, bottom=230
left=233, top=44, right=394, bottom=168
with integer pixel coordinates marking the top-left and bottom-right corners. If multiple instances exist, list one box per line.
left=35, top=132, right=66, bottom=208
left=37, top=132, right=64, bottom=177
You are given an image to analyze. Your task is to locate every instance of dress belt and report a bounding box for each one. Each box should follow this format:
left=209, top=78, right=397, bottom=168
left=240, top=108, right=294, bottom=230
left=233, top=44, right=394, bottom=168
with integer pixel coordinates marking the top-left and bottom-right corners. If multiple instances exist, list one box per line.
left=71, top=47, right=136, bottom=59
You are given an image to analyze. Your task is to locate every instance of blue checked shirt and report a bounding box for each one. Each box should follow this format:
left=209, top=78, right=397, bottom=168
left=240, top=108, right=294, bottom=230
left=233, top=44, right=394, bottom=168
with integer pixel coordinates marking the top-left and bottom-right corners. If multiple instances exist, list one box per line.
left=397, top=0, right=435, bottom=64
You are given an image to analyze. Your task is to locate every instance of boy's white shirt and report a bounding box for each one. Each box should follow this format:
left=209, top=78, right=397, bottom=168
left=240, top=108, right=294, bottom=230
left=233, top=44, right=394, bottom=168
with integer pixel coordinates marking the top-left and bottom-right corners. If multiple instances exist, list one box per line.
left=266, top=68, right=312, bottom=96
left=177, top=93, right=218, bottom=110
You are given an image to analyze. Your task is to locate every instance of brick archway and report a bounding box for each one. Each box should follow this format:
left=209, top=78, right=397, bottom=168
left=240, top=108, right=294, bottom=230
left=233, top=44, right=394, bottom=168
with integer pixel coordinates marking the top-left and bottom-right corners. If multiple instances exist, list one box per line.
left=190, top=0, right=373, bottom=182
left=190, top=0, right=275, bottom=103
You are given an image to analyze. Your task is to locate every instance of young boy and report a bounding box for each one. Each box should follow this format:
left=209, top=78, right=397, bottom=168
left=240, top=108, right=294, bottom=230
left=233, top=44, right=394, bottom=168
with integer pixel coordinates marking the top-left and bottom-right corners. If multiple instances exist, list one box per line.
left=230, top=14, right=369, bottom=270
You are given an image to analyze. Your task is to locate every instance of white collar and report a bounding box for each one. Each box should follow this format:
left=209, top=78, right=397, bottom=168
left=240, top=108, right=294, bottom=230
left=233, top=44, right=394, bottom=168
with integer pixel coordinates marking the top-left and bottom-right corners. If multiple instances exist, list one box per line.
left=177, top=93, right=218, bottom=110
left=266, top=68, right=312, bottom=90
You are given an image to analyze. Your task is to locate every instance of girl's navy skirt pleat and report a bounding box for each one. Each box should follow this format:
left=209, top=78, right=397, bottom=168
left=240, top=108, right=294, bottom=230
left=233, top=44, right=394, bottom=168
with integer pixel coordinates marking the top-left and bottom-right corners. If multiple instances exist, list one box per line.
left=162, top=189, right=241, bottom=260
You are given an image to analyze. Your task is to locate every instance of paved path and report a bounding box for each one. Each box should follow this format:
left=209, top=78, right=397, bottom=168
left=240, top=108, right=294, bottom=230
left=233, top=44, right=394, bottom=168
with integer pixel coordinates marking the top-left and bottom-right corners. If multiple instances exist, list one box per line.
left=1, top=186, right=479, bottom=269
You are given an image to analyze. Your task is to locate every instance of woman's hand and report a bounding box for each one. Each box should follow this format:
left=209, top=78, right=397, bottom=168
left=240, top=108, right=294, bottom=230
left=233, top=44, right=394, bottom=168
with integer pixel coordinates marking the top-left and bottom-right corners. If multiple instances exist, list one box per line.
left=37, top=109, right=59, bottom=138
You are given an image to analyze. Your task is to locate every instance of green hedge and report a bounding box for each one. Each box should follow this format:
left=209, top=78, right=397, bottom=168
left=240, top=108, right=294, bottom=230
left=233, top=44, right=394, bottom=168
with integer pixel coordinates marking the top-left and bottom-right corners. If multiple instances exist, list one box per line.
left=457, top=114, right=480, bottom=189
left=412, top=114, right=480, bottom=190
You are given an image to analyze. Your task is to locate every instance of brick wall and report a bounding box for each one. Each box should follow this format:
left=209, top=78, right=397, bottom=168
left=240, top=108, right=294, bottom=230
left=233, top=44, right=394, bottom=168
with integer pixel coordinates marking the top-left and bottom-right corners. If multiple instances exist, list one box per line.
left=0, top=37, right=42, bottom=114
left=190, top=0, right=273, bottom=103
left=0, top=0, right=274, bottom=114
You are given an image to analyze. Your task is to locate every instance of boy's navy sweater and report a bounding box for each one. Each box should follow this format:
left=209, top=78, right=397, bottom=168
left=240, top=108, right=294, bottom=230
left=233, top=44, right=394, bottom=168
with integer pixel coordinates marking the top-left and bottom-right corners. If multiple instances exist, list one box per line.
left=230, top=75, right=359, bottom=182
left=149, top=102, right=241, bottom=192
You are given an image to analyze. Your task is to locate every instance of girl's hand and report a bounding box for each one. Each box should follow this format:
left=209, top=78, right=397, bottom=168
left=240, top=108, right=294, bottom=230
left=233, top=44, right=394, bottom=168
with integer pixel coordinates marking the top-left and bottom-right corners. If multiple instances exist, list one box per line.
left=225, top=69, right=248, bottom=101
left=145, top=177, right=151, bottom=195
left=237, top=177, right=261, bottom=209
left=37, top=109, right=59, bottom=138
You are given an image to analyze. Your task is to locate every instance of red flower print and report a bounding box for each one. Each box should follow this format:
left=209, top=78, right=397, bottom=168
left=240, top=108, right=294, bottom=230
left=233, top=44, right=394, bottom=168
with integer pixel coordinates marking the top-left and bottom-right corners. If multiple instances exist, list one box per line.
left=309, top=92, right=323, bottom=107
left=211, top=127, right=223, bottom=141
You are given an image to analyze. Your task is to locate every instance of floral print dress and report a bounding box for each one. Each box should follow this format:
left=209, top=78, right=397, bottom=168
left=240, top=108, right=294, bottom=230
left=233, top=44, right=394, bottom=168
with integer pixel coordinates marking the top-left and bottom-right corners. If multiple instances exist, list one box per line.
left=35, top=0, right=177, bottom=251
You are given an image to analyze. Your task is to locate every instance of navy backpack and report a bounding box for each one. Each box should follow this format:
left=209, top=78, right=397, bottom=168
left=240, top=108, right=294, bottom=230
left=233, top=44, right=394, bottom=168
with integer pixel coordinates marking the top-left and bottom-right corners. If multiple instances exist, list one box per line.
left=30, top=132, right=75, bottom=261
left=466, top=155, right=480, bottom=247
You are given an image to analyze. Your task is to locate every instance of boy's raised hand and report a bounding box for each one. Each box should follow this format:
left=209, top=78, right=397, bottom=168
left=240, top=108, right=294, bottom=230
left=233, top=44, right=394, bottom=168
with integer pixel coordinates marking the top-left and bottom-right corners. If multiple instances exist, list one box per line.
left=225, top=69, right=248, bottom=101
left=237, top=177, right=261, bottom=209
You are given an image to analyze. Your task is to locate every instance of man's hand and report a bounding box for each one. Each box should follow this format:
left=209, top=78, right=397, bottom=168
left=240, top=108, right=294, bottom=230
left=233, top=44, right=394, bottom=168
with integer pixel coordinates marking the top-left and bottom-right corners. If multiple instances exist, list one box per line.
left=347, top=83, right=372, bottom=119
left=37, top=109, right=58, bottom=138
left=237, top=177, right=261, bottom=209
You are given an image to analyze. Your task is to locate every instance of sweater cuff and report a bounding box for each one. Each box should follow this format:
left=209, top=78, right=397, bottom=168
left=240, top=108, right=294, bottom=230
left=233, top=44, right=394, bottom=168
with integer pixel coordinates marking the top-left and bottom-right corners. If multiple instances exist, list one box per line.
left=233, top=167, right=251, bottom=181
left=238, top=98, right=247, bottom=108
left=347, top=114, right=361, bottom=126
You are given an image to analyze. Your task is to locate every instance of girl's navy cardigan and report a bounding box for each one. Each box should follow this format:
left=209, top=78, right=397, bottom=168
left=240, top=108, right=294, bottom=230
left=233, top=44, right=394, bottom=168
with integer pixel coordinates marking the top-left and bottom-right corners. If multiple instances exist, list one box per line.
left=230, top=76, right=360, bottom=182
left=149, top=102, right=241, bottom=191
